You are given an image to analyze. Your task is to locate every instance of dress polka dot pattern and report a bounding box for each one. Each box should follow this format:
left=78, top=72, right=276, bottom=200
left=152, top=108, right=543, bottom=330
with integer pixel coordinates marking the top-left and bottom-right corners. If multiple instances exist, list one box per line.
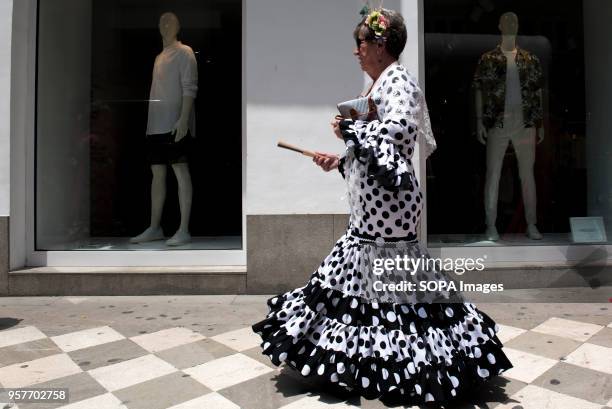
left=252, top=62, right=512, bottom=405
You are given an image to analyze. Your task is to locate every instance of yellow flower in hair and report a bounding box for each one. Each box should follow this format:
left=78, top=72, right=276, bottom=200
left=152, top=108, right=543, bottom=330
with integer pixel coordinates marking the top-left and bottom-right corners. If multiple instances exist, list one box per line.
left=366, top=10, right=379, bottom=25
left=366, top=10, right=388, bottom=38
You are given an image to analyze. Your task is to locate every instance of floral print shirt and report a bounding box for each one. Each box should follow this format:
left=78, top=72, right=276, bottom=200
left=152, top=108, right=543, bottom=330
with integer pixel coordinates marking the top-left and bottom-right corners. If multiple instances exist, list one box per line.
left=473, top=45, right=544, bottom=130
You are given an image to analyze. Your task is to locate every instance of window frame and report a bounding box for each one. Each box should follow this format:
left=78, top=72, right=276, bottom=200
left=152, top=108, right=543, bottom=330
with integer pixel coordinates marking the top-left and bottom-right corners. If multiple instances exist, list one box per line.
left=10, top=0, right=246, bottom=268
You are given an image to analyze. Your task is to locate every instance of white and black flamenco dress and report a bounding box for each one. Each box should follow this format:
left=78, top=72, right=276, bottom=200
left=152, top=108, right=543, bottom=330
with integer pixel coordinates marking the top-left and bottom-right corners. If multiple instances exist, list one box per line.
left=252, top=62, right=512, bottom=406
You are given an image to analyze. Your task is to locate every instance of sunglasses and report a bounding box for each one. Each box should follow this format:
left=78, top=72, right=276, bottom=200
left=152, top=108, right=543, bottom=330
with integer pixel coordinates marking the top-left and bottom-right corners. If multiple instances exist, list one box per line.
left=355, top=38, right=370, bottom=48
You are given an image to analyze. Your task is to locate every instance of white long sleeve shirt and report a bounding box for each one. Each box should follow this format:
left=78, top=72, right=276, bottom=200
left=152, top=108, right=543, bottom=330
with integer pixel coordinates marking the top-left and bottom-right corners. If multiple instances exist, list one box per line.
left=146, top=41, right=198, bottom=136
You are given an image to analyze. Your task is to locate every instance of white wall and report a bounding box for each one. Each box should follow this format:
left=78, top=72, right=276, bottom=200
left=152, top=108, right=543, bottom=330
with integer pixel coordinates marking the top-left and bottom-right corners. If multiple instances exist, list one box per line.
left=246, top=0, right=417, bottom=215
left=584, top=0, right=612, bottom=230
left=10, top=0, right=35, bottom=268
left=36, top=0, right=91, bottom=248
left=0, top=0, right=12, bottom=216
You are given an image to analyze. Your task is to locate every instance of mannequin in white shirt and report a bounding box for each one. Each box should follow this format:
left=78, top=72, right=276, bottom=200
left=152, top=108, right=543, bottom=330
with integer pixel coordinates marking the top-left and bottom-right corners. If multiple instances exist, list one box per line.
left=131, top=12, right=197, bottom=246
left=475, top=12, right=543, bottom=241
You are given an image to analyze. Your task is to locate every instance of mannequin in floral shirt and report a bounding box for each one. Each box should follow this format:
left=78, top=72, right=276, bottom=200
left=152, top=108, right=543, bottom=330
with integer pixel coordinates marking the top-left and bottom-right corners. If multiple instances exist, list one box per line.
left=473, top=12, right=544, bottom=241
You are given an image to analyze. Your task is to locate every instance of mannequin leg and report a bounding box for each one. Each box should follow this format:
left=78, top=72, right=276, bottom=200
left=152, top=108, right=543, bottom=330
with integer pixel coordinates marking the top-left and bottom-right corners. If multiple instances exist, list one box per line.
left=150, top=164, right=168, bottom=228
left=512, top=128, right=542, bottom=239
left=130, top=164, right=167, bottom=243
left=166, top=162, right=192, bottom=246
left=484, top=129, right=510, bottom=240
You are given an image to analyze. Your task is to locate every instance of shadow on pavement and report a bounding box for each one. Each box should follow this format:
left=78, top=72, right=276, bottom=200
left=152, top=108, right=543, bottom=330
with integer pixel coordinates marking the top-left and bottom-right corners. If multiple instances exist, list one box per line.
left=0, top=317, right=22, bottom=330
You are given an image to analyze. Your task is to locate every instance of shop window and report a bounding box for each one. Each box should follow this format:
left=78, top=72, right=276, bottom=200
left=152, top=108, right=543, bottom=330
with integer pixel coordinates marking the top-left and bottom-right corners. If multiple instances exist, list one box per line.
left=424, top=0, right=610, bottom=246
left=36, top=0, right=242, bottom=250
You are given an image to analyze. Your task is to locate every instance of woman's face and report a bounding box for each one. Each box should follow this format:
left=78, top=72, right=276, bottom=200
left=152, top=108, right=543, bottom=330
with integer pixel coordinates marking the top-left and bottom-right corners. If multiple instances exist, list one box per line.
left=353, top=26, right=379, bottom=75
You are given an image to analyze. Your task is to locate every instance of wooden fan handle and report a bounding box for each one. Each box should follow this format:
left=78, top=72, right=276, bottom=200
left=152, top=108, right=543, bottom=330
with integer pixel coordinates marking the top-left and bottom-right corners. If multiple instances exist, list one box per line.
left=277, top=141, right=316, bottom=158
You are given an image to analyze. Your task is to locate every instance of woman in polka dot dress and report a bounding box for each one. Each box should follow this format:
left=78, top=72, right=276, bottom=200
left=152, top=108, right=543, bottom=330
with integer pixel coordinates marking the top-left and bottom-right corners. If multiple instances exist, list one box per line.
left=252, top=8, right=512, bottom=407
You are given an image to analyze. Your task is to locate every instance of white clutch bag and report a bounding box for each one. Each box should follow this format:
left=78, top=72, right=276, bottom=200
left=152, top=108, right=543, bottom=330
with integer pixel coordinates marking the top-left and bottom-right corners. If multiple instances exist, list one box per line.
left=337, top=97, right=370, bottom=120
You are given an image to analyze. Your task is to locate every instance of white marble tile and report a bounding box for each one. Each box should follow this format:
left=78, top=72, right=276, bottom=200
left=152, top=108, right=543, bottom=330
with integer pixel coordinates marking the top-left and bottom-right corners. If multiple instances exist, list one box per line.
left=0, top=354, right=82, bottom=388
left=278, top=395, right=356, bottom=408
left=496, top=324, right=527, bottom=344
left=88, top=354, right=176, bottom=392
left=211, top=327, right=262, bottom=352
left=493, top=385, right=601, bottom=409
left=130, top=328, right=205, bottom=353
left=0, top=326, right=47, bottom=349
left=501, top=347, right=558, bottom=383
left=167, top=393, right=240, bottom=409
left=531, top=317, right=603, bottom=342
left=63, top=297, right=90, bottom=305
left=563, top=343, right=612, bottom=374
left=183, top=353, right=273, bottom=391
left=56, top=393, right=127, bottom=409
left=51, top=326, right=125, bottom=352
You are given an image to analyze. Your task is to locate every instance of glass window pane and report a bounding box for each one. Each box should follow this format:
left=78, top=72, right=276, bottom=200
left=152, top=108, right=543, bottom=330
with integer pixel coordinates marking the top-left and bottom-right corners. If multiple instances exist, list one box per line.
left=36, top=0, right=242, bottom=250
left=424, top=1, right=611, bottom=246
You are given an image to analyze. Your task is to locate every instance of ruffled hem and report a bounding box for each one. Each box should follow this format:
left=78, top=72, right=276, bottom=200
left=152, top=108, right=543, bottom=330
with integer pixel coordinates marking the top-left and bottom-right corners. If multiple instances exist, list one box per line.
left=256, top=282, right=505, bottom=361
left=252, top=312, right=512, bottom=405
left=273, top=273, right=496, bottom=332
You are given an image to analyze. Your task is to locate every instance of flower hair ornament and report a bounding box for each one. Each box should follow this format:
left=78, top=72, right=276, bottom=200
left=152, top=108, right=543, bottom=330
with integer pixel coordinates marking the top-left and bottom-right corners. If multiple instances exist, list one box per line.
left=359, top=1, right=388, bottom=40
left=366, top=10, right=388, bottom=38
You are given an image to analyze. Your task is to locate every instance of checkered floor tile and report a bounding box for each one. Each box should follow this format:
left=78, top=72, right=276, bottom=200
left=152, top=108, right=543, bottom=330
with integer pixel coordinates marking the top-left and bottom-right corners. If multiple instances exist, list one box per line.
left=0, top=308, right=611, bottom=408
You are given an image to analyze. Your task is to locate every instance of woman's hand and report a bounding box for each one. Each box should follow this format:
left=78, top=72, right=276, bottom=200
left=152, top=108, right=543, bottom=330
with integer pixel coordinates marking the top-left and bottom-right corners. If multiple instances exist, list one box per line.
left=330, top=115, right=343, bottom=140
left=366, top=97, right=378, bottom=121
left=313, top=152, right=340, bottom=172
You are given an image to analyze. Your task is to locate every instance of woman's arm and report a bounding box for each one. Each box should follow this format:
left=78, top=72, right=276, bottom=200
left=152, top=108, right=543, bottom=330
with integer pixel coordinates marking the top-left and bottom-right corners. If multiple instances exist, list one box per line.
left=339, top=74, right=418, bottom=149
left=337, top=69, right=419, bottom=190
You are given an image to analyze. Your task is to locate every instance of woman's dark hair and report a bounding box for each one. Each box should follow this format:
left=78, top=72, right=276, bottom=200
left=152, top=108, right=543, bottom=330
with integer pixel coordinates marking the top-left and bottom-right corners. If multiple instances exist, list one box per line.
left=353, top=9, right=407, bottom=60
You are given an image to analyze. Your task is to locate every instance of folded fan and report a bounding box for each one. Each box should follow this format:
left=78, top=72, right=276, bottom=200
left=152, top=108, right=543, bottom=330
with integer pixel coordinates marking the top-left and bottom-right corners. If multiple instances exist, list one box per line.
left=277, top=141, right=316, bottom=158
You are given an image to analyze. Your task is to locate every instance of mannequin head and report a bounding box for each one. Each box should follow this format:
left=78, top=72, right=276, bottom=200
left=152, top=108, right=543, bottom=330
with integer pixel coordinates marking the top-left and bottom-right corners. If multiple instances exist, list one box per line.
left=159, top=12, right=180, bottom=41
left=498, top=12, right=519, bottom=36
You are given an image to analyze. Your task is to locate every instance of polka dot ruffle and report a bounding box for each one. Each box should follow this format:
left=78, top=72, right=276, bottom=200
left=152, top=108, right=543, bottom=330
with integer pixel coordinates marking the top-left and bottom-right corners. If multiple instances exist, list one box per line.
left=253, top=289, right=512, bottom=404
left=280, top=274, right=494, bottom=333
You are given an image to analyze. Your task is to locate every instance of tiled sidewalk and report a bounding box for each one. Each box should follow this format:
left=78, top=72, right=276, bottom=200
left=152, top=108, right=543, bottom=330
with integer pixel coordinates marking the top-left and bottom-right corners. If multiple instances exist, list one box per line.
left=0, top=295, right=610, bottom=409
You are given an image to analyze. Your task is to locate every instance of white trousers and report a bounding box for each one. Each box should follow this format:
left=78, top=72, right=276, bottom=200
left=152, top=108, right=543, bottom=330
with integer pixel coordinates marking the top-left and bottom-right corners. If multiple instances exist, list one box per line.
left=484, top=115, right=537, bottom=226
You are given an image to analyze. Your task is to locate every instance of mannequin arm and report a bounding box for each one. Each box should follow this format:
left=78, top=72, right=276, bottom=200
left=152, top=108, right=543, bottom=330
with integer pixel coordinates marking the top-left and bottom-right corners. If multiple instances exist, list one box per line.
left=537, top=89, right=544, bottom=144
left=173, top=96, right=194, bottom=141
left=475, top=89, right=487, bottom=145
